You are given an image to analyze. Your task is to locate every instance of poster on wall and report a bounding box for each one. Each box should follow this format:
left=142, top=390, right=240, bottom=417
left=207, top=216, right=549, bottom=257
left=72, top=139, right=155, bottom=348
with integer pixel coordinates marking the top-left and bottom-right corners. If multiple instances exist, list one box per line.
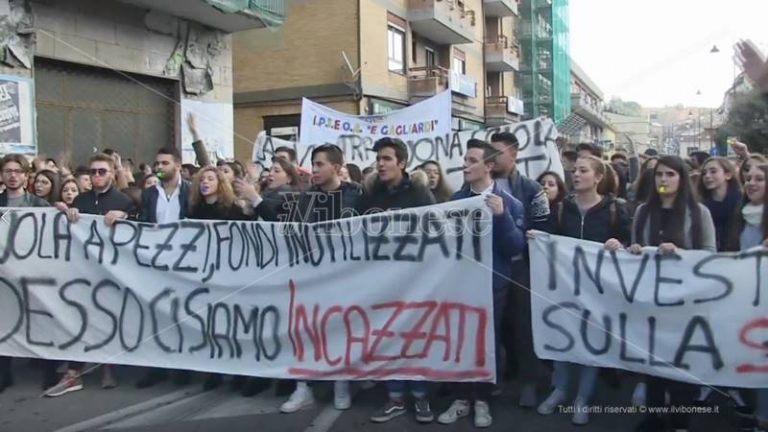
left=0, top=75, right=35, bottom=156
left=180, top=99, right=234, bottom=165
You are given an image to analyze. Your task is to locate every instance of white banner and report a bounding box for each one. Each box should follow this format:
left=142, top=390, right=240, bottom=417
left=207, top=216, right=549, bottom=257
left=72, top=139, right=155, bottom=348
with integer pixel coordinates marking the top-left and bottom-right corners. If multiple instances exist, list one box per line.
left=529, top=233, right=768, bottom=388
left=0, top=200, right=495, bottom=382
left=255, top=99, right=563, bottom=190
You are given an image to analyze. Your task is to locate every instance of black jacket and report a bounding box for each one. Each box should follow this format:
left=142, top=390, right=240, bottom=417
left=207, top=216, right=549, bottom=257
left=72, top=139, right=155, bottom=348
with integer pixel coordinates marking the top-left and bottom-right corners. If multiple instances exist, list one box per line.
left=138, top=179, right=191, bottom=223
left=555, top=195, right=631, bottom=244
left=73, top=187, right=134, bottom=215
left=190, top=202, right=248, bottom=221
left=253, top=184, right=298, bottom=222
left=292, top=181, right=362, bottom=223
left=355, top=174, right=436, bottom=214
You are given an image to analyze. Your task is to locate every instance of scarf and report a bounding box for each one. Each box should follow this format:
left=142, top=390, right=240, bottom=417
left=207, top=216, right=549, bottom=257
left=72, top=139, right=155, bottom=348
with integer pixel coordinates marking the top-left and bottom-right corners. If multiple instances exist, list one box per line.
left=705, top=185, right=742, bottom=250
left=704, top=184, right=742, bottom=227
left=742, top=203, right=764, bottom=227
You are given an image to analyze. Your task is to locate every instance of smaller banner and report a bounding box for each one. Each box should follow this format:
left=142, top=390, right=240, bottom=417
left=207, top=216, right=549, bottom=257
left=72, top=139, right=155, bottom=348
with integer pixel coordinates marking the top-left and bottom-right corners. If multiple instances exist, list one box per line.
left=529, top=233, right=768, bottom=388
left=255, top=91, right=563, bottom=190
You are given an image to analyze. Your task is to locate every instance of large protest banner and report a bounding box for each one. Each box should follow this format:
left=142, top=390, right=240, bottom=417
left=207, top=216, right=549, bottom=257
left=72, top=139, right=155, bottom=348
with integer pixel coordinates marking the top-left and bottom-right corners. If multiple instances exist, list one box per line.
left=529, top=233, right=768, bottom=388
left=0, top=198, right=495, bottom=382
left=253, top=94, right=563, bottom=189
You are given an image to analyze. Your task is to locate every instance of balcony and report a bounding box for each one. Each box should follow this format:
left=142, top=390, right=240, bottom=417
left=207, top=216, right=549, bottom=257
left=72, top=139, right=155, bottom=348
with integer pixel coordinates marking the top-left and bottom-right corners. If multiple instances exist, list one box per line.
left=485, top=96, right=524, bottom=126
left=571, top=93, right=611, bottom=129
left=408, top=66, right=477, bottom=102
left=484, top=0, right=518, bottom=17
left=485, top=36, right=520, bottom=72
left=115, top=0, right=284, bottom=32
left=408, top=0, right=475, bottom=45
left=408, top=66, right=449, bottom=101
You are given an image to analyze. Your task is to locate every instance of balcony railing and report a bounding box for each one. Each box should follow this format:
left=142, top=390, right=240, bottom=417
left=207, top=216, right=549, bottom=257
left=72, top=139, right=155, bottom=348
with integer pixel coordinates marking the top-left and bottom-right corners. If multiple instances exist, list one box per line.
left=408, top=0, right=475, bottom=45
left=485, top=35, right=520, bottom=72
left=408, top=65, right=476, bottom=99
left=571, top=92, right=610, bottom=128
left=483, top=0, right=518, bottom=17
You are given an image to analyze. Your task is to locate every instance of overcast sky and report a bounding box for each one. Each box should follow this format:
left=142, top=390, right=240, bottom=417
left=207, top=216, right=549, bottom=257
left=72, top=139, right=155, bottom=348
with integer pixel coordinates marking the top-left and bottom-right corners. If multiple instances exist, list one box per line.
left=569, top=0, right=768, bottom=108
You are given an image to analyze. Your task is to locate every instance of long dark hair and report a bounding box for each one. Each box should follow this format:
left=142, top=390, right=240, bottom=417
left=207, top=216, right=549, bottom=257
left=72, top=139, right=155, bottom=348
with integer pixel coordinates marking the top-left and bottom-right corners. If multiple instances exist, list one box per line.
left=536, top=170, right=567, bottom=206
left=635, top=155, right=703, bottom=249
left=421, top=161, right=453, bottom=203
left=762, top=165, right=768, bottom=241
left=33, top=170, right=60, bottom=204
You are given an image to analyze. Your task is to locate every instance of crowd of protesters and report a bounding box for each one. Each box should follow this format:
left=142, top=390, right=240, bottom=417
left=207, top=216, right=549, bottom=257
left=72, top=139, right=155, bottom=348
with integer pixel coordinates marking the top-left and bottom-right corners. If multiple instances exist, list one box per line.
left=0, top=110, right=766, bottom=430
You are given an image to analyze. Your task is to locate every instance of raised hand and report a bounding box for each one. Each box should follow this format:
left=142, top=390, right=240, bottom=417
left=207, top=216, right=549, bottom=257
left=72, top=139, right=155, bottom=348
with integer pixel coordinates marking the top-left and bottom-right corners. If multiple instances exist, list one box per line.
left=736, top=39, right=768, bottom=92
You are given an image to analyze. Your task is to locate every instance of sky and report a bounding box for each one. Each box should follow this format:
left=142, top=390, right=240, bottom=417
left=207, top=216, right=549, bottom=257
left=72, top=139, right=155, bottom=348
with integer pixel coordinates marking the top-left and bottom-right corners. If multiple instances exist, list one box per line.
left=569, top=0, right=768, bottom=108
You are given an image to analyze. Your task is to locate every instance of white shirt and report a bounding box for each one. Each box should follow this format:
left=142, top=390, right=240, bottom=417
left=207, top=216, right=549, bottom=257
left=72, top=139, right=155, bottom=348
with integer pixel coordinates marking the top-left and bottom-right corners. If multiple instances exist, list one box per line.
left=155, top=176, right=182, bottom=224
left=469, top=182, right=494, bottom=197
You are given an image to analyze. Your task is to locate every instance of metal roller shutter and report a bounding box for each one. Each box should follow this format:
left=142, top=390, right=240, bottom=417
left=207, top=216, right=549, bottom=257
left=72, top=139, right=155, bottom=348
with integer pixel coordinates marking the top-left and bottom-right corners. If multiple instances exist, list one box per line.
left=35, top=58, right=177, bottom=167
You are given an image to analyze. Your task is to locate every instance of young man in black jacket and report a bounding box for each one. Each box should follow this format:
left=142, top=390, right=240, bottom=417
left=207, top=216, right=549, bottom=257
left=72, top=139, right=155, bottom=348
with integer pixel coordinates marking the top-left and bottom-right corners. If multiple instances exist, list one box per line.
left=356, top=138, right=436, bottom=424
left=489, top=131, right=552, bottom=407
left=273, top=144, right=363, bottom=413
left=0, top=154, right=52, bottom=393
left=46, top=153, right=133, bottom=397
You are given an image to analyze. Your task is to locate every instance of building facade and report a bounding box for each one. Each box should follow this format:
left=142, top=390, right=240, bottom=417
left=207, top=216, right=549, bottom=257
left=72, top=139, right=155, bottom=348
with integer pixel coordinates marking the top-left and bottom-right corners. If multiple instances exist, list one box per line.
left=566, top=60, right=613, bottom=149
left=517, top=0, right=570, bottom=123
left=0, top=0, right=281, bottom=164
left=233, top=0, right=526, bottom=160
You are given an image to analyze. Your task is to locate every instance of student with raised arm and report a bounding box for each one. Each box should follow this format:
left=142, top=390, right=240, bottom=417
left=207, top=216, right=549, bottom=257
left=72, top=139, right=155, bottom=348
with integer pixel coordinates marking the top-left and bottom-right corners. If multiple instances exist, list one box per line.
left=628, top=155, right=716, bottom=432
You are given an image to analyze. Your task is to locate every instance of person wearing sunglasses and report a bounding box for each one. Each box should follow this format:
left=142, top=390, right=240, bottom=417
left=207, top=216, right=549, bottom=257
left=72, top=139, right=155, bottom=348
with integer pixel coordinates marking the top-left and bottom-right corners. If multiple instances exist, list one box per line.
left=46, top=153, right=134, bottom=398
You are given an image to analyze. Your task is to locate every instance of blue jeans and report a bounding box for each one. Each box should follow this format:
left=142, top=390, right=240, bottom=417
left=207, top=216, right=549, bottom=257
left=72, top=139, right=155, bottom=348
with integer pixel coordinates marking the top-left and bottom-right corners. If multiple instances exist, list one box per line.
left=552, top=362, right=598, bottom=402
left=757, top=389, right=768, bottom=423
left=386, top=381, right=427, bottom=400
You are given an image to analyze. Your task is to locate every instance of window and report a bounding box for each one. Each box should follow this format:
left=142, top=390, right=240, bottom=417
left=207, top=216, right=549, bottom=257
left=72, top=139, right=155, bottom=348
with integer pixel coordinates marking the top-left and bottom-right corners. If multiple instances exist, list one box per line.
left=388, top=26, right=405, bottom=73
left=412, top=39, right=417, bottom=63
left=425, top=47, right=435, bottom=68
left=453, top=56, right=466, bottom=75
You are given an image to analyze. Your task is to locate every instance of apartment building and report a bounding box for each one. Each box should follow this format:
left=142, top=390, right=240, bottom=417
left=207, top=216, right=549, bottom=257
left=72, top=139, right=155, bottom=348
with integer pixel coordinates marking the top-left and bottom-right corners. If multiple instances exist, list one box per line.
left=233, top=0, right=524, bottom=160
left=517, top=0, right=570, bottom=123
left=566, top=60, right=613, bottom=148
left=0, top=0, right=281, bottom=163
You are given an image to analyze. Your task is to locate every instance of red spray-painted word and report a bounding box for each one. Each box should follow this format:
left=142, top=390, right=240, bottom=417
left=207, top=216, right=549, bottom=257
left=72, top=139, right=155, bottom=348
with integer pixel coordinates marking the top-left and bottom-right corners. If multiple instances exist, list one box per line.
left=286, top=279, right=491, bottom=380
left=736, top=317, right=768, bottom=374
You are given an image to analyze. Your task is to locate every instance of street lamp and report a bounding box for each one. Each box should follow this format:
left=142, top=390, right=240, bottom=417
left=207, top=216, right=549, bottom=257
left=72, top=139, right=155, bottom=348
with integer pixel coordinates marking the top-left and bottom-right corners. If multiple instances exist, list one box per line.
left=710, top=45, right=720, bottom=54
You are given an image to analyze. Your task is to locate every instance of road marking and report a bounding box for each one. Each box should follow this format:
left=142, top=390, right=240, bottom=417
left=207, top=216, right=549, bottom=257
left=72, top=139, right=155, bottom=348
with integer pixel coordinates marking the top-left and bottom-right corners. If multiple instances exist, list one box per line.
left=303, top=405, right=346, bottom=432
left=52, top=387, right=202, bottom=432
left=303, top=385, right=359, bottom=432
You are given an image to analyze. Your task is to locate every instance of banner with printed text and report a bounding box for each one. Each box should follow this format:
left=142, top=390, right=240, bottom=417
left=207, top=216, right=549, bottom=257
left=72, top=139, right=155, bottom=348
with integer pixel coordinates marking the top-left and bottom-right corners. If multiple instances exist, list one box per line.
left=529, top=233, right=768, bottom=388
left=0, top=200, right=495, bottom=382
left=0, top=75, right=36, bottom=156
left=254, top=92, right=563, bottom=189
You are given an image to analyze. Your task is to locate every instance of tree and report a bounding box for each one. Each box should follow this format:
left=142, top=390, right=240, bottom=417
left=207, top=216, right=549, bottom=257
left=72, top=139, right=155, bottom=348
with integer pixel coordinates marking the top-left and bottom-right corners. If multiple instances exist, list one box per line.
left=606, top=97, right=643, bottom=117
left=722, top=92, right=768, bottom=155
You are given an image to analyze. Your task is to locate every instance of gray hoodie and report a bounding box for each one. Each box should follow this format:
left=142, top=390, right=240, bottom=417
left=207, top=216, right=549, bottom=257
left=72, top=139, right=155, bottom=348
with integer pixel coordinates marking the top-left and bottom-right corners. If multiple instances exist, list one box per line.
left=632, top=203, right=717, bottom=252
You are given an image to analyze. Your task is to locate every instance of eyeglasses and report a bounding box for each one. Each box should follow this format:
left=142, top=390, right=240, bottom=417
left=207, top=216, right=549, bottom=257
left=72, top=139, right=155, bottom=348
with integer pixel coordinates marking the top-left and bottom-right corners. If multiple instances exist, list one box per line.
left=90, top=168, right=110, bottom=177
left=2, top=169, right=24, bottom=175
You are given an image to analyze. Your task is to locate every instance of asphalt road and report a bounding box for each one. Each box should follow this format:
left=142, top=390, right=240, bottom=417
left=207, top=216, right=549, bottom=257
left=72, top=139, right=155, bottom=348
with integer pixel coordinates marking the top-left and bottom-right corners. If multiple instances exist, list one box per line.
left=0, top=362, right=745, bottom=432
